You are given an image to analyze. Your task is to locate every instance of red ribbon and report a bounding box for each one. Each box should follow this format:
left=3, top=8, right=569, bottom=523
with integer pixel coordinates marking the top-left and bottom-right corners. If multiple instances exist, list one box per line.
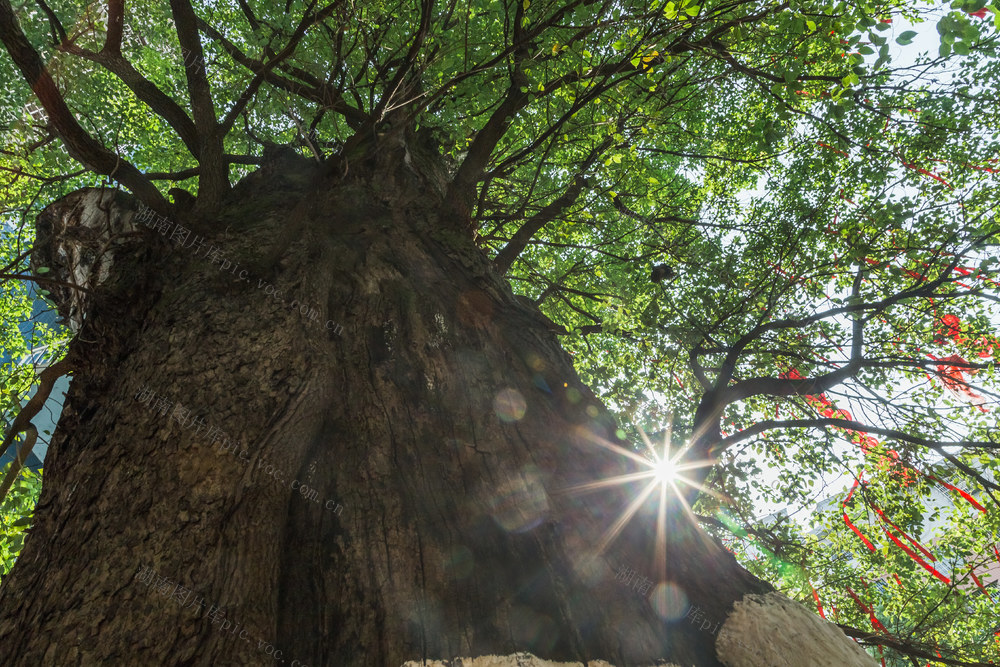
left=926, top=475, right=987, bottom=513
left=811, top=586, right=825, bottom=618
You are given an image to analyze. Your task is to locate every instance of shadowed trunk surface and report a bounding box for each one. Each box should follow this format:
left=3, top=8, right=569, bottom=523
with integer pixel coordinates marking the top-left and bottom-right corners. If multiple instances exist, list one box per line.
left=0, top=140, right=769, bottom=666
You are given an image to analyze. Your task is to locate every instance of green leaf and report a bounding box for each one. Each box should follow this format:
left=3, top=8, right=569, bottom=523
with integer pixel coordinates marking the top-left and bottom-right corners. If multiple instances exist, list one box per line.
left=896, top=30, right=917, bottom=45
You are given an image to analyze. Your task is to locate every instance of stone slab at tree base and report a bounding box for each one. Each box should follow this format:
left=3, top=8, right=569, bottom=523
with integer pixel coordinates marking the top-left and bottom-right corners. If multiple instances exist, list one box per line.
left=716, top=592, right=877, bottom=667
left=400, top=591, right=878, bottom=667
left=401, top=653, right=681, bottom=667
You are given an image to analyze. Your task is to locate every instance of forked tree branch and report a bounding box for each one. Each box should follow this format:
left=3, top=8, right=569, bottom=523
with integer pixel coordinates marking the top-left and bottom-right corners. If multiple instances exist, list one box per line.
left=493, top=138, right=613, bottom=275
left=219, top=0, right=346, bottom=137
left=57, top=44, right=201, bottom=156
left=369, top=0, right=431, bottom=124
left=197, top=16, right=367, bottom=128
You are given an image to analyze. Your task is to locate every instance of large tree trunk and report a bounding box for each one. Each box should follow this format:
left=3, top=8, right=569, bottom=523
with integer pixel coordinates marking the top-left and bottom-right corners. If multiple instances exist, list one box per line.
left=0, top=138, right=852, bottom=666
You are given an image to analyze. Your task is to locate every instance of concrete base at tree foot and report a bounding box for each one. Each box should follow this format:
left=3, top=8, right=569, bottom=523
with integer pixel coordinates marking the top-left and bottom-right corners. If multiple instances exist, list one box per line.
left=715, top=592, right=877, bottom=666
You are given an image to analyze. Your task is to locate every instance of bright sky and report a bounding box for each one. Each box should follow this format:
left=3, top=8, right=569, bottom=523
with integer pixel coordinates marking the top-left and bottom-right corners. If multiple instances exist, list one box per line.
left=720, top=3, right=997, bottom=529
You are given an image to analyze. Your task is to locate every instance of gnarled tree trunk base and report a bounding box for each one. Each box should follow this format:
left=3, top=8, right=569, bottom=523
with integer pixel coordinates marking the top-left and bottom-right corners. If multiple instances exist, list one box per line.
left=0, top=147, right=854, bottom=667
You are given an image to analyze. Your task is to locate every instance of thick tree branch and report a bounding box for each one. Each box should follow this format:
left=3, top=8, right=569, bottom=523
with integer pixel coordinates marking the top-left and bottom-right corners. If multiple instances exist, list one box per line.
left=0, top=0, right=167, bottom=211
left=33, top=0, right=65, bottom=45
left=0, top=424, right=37, bottom=507
left=234, top=0, right=261, bottom=30
left=145, top=154, right=263, bottom=181
left=689, top=342, right=713, bottom=391
left=716, top=267, right=980, bottom=405
left=447, top=76, right=528, bottom=217
left=103, top=0, right=124, bottom=54
left=170, top=0, right=228, bottom=208
left=0, top=358, right=73, bottom=504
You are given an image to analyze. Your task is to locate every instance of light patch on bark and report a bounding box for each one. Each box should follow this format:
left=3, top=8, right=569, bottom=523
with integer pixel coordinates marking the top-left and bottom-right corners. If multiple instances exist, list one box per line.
left=32, top=188, right=137, bottom=332
left=384, top=319, right=398, bottom=354
left=428, top=312, right=448, bottom=348
left=400, top=653, right=681, bottom=667
left=715, top=592, right=877, bottom=667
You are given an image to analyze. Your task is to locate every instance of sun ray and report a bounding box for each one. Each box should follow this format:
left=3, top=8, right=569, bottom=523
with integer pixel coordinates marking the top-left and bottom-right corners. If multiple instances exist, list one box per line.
left=594, top=476, right=662, bottom=555
left=654, top=471, right=668, bottom=582
left=559, top=470, right=662, bottom=494
left=575, top=424, right=659, bottom=468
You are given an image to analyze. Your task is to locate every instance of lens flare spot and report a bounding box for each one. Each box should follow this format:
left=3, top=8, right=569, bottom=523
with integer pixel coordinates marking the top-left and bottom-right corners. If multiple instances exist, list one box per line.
left=494, top=388, right=527, bottom=422
left=569, top=552, right=605, bottom=587
left=510, top=604, right=559, bottom=654
left=526, top=353, right=545, bottom=371
left=489, top=465, right=549, bottom=532
left=651, top=581, right=689, bottom=621
left=532, top=373, right=552, bottom=393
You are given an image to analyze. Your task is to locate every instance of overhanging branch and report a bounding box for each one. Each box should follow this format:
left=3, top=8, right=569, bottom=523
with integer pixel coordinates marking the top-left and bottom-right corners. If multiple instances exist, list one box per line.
left=838, top=624, right=995, bottom=667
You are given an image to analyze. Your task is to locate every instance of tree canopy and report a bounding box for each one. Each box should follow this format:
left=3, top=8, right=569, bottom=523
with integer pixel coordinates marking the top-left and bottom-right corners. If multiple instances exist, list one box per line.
left=1, top=0, right=998, bottom=664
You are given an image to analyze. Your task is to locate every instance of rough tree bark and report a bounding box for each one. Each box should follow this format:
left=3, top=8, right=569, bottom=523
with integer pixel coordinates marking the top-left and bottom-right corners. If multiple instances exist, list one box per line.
left=0, top=135, right=868, bottom=666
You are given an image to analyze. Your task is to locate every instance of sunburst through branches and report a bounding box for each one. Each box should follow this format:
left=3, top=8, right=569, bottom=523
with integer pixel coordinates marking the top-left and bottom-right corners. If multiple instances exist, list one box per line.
left=561, top=416, right=723, bottom=616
